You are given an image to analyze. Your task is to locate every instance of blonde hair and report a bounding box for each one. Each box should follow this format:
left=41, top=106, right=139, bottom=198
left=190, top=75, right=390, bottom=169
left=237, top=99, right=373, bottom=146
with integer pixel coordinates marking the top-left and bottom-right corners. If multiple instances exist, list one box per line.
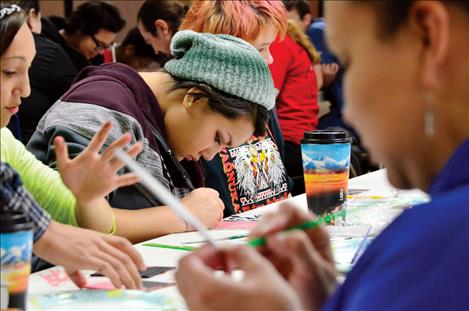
left=287, top=20, right=320, bottom=64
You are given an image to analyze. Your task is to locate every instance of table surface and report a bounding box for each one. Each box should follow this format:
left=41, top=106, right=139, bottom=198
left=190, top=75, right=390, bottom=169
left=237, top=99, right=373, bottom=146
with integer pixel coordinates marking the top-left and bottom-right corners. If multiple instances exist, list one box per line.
left=26, top=169, right=428, bottom=309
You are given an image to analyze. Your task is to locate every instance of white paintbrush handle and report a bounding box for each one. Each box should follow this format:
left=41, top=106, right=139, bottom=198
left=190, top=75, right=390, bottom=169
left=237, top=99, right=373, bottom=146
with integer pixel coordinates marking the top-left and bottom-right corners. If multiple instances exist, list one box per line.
left=115, top=149, right=217, bottom=247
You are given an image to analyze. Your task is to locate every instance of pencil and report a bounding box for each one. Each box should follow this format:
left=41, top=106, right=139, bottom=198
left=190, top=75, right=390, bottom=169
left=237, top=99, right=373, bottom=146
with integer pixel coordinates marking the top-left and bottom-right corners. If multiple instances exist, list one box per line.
left=142, top=243, right=196, bottom=251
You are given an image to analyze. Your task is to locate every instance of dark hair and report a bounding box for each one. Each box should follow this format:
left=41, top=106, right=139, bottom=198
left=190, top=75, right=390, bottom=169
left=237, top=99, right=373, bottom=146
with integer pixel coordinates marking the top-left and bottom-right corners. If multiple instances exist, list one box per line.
left=13, top=0, right=40, bottom=14
left=121, top=27, right=160, bottom=60
left=358, top=1, right=469, bottom=39
left=169, top=76, right=269, bottom=136
left=137, top=0, right=189, bottom=36
left=283, top=0, right=311, bottom=20
left=63, top=1, right=126, bottom=36
left=0, top=3, right=26, bottom=56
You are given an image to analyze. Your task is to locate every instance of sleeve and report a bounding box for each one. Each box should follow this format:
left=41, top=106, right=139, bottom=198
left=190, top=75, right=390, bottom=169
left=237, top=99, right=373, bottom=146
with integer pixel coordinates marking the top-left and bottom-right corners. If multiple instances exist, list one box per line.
left=0, top=128, right=78, bottom=226
left=27, top=101, right=149, bottom=212
left=269, top=37, right=292, bottom=91
left=1, top=162, right=52, bottom=242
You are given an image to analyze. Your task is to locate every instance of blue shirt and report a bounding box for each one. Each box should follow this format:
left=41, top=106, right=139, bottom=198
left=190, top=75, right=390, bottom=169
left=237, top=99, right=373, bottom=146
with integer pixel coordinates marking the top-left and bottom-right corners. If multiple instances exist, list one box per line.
left=324, top=139, right=469, bottom=310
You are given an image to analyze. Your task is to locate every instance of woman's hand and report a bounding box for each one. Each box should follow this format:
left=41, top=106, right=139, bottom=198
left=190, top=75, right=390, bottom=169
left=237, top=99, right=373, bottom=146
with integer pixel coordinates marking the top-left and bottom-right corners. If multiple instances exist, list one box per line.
left=176, top=245, right=302, bottom=311
left=33, top=221, right=146, bottom=289
left=181, top=188, right=225, bottom=230
left=54, top=121, right=143, bottom=206
left=250, top=204, right=339, bottom=310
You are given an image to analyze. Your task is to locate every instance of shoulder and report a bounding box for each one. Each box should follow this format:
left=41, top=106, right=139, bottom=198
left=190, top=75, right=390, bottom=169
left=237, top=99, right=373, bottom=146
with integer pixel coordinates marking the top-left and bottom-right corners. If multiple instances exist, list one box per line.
left=1, top=128, right=18, bottom=161
left=341, top=191, right=469, bottom=306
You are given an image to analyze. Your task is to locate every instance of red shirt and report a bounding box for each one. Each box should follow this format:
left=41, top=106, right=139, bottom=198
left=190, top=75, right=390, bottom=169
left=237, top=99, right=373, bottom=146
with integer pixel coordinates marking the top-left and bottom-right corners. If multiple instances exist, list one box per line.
left=269, top=35, right=319, bottom=145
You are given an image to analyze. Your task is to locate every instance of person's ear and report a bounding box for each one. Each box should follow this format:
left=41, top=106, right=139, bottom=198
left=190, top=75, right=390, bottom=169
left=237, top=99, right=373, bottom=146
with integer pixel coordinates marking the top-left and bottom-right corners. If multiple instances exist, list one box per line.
left=154, top=19, right=171, bottom=37
left=182, top=87, right=207, bottom=110
left=302, top=13, right=313, bottom=30
left=26, top=9, right=34, bottom=29
left=409, top=1, right=450, bottom=89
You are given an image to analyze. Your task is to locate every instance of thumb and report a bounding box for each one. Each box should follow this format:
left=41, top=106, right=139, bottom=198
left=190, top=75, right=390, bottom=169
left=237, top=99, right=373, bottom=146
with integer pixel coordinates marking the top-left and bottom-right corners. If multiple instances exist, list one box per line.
left=267, top=231, right=320, bottom=268
left=222, top=245, right=270, bottom=274
left=66, top=269, right=87, bottom=288
left=54, top=136, right=69, bottom=171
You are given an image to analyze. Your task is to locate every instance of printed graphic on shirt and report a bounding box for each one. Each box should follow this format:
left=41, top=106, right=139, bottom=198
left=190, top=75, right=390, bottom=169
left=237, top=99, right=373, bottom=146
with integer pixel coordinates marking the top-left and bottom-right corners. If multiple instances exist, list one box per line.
left=220, top=137, right=289, bottom=213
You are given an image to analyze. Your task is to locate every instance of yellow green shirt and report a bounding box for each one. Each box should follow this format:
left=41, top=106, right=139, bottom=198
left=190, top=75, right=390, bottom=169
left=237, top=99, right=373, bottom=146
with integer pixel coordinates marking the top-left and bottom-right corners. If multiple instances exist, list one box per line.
left=0, top=128, right=78, bottom=226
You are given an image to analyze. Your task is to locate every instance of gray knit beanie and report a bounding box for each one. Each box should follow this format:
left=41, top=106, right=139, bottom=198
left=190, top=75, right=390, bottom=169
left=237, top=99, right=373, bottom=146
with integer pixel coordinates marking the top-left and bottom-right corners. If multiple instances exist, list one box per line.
left=164, top=30, right=276, bottom=110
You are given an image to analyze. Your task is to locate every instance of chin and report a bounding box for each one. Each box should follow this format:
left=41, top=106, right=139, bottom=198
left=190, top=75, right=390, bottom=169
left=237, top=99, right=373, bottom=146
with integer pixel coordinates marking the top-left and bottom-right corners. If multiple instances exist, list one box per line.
left=0, top=116, right=10, bottom=128
left=385, top=164, right=413, bottom=190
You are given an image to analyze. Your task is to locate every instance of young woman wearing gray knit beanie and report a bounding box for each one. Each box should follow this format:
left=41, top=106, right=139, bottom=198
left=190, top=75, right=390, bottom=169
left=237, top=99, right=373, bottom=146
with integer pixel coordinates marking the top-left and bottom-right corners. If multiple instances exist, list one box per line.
left=27, top=30, right=276, bottom=243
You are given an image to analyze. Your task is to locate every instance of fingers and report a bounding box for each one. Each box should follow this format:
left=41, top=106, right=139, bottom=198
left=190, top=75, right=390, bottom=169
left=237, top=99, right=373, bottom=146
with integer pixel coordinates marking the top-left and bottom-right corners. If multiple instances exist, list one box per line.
left=95, top=240, right=141, bottom=289
left=176, top=253, right=222, bottom=305
left=104, top=235, right=147, bottom=271
left=216, top=197, right=225, bottom=211
left=109, top=141, right=143, bottom=172
left=87, top=121, right=112, bottom=153
left=65, top=269, right=87, bottom=288
left=87, top=257, right=123, bottom=289
left=197, top=187, right=220, bottom=196
left=192, top=245, right=229, bottom=271
left=220, top=245, right=272, bottom=275
left=251, top=205, right=333, bottom=263
left=250, top=204, right=311, bottom=237
left=101, top=133, right=132, bottom=162
left=115, top=173, right=140, bottom=188
left=53, top=136, right=70, bottom=171
left=267, top=231, right=317, bottom=264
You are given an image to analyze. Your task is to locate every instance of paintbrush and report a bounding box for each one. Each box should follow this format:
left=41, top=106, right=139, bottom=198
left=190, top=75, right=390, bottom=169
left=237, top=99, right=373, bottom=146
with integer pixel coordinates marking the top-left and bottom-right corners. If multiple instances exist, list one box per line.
left=115, top=149, right=217, bottom=247
left=350, top=225, right=372, bottom=264
left=247, top=207, right=351, bottom=248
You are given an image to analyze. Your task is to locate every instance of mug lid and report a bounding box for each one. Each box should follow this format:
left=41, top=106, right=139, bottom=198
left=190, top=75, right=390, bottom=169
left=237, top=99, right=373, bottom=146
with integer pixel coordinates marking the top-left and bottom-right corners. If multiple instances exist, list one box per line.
left=302, top=130, right=352, bottom=144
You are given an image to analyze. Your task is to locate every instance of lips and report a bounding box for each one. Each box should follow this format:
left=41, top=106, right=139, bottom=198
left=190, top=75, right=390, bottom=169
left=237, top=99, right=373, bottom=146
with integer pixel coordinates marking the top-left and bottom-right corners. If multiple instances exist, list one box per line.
left=5, top=106, right=19, bottom=114
left=185, top=154, right=200, bottom=161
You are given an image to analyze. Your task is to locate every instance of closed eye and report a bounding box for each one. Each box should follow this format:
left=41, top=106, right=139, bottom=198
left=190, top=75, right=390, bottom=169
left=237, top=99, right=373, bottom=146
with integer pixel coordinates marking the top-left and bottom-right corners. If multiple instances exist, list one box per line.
left=215, top=132, right=222, bottom=145
left=2, top=70, right=16, bottom=77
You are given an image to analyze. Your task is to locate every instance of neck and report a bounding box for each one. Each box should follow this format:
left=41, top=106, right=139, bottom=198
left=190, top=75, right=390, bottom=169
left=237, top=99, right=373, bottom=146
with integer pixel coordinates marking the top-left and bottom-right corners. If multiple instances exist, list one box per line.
left=139, top=71, right=185, bottom=115
left=59, top=29, right=81, bottom=51
left=408, top=125, right=468, bottom=192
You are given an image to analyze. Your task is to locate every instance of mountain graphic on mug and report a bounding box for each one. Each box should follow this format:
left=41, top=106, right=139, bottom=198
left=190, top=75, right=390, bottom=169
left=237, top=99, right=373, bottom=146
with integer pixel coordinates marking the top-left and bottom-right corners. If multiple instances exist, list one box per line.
left=302, top=154, right=350, bottom=173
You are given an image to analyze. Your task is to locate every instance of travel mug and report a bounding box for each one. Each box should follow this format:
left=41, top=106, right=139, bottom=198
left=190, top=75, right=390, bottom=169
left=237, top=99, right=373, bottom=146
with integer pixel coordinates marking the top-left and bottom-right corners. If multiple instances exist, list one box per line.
left=1, top=209, right=34, bottom=310
left=301, top=130, right=352, bottom=224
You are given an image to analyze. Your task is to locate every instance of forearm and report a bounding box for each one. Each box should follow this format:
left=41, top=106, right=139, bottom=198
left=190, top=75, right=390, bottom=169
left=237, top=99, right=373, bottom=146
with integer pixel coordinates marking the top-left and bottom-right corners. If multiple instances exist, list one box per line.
left=113, top=207, right=186, bottom=243
left=74, top=198, right=114, bottom=234
left=314, top=64, right=324, bottom=90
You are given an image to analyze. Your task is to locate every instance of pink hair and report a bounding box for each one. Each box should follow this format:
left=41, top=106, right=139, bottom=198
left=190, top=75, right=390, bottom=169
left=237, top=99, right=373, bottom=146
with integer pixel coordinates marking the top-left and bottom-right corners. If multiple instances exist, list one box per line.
left=180, top=0, right=287, bottom=43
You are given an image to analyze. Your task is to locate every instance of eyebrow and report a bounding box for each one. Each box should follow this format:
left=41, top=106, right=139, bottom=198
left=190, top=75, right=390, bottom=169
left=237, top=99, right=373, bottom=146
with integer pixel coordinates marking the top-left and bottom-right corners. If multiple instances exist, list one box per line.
left=3, top=56, right=26, bottom=61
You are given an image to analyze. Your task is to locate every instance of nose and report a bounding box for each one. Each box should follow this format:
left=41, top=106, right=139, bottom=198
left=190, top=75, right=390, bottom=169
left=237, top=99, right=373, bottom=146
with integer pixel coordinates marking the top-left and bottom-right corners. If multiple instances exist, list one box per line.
left=17, top=73, right=31, bottom=98
left=201, top=143, right=224, bottom=161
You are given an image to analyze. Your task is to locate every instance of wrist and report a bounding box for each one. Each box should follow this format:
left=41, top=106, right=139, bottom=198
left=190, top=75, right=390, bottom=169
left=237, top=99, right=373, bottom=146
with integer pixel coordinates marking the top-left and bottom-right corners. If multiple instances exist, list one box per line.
left=74, top=199, right=114, bottom=233
left=75, top=195, right=102, bottom=208
left=33, top=221, right=57, bottom=256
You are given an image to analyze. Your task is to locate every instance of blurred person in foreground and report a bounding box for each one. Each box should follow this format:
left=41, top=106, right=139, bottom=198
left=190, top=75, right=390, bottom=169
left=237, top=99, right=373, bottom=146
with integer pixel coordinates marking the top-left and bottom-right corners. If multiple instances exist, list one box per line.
left=175, top=1, right=469, bottom=310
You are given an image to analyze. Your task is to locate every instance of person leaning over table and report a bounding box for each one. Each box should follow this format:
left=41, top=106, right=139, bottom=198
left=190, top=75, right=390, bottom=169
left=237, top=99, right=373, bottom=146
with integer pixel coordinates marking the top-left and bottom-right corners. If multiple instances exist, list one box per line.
left=27, top=30, right=276, bottom=243
left=175, top=1, right=469, bottom=310
left=180, top=0, right=293, bottom=216
left=0, top=3, right=144, bottom=238
left=0, top=4, right=145, bottom=289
